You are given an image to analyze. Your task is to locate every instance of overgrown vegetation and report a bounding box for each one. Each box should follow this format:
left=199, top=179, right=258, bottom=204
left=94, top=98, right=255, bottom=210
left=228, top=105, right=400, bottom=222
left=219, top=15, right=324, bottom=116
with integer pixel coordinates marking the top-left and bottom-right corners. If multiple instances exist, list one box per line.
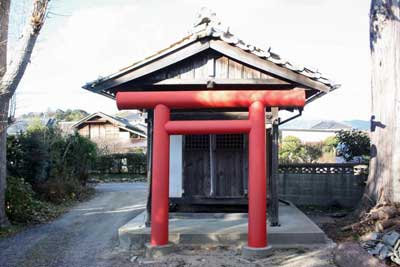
left=279, top=130, right=370, bottom=164
left=4, top=124, right=97, bottom=225
left=322, top=136, right=338, bottom=153
left=5, top=176, right=61, bottom=224
left=335, top=130, right=370, bottom=162
left=279, top=136, right=323, bottom=163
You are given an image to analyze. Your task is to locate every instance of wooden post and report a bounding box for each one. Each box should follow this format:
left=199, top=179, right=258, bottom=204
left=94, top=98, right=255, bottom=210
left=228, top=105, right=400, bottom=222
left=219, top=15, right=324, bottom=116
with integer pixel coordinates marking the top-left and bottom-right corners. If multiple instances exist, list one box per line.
left=270, top=107, right=280, bottom=226
left=145, top=110, right=153, bottom=227
left=209, top=134, right=216, bottom=197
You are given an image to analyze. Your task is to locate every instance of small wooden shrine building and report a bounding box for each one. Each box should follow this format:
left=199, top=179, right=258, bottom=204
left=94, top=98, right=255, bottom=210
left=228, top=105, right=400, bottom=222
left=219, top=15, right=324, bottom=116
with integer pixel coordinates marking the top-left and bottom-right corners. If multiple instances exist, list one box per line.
left=83, top=11, right=337, bottom=253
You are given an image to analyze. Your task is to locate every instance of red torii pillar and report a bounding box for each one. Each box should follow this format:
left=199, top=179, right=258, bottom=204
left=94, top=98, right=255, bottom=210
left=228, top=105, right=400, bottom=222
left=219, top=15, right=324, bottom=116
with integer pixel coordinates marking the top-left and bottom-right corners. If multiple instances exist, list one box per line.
left=117, top=90, right=305, bottom=255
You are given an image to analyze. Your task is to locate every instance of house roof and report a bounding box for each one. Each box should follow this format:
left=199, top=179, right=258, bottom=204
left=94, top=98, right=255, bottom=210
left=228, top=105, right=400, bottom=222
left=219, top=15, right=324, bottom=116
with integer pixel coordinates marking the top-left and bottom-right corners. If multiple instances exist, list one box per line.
left=58, top=121, right=77, bottom=135
left=116, top=110, right=146, bottom=123
left=311, top=121, right=352, bottom=130
left=72, top=112, right=147, bottom=138
left=7, top=120, right=29, bottom=135
left=83, top=9, right=339, bottom=100
left=280, top=119, right=352, bottom=131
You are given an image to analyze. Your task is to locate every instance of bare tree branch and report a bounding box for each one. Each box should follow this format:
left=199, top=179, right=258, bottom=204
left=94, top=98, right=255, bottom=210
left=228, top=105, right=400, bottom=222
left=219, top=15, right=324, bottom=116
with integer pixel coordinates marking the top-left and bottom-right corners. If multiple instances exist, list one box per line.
left=0, top=0, right=49, bottom=97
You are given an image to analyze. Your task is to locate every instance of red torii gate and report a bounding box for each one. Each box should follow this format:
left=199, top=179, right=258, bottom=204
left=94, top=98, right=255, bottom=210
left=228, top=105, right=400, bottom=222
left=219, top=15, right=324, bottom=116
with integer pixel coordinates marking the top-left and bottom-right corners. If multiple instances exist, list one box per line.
left=117, top=89, right=305, bottom=252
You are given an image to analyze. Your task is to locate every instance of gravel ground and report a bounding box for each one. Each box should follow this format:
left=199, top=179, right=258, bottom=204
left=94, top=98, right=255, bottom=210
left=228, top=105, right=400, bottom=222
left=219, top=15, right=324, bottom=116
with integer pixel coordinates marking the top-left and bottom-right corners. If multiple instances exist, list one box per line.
left=129, top=244, right=337, bottom=267
left=0, top=183, right=337, bottom=267
left=0, top=183, right=148, bottom=267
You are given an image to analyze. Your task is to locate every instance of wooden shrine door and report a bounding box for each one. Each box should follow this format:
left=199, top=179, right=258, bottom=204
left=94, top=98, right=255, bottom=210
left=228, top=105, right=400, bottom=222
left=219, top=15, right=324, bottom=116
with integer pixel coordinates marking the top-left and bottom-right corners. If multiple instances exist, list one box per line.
left=183, top=134, right=247, bottom=198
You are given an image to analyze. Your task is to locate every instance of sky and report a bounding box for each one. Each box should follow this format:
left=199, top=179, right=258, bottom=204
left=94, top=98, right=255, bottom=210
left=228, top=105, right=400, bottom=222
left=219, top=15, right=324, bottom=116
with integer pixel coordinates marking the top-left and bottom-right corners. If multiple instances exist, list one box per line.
left=10, top=0, right=371, bottom=121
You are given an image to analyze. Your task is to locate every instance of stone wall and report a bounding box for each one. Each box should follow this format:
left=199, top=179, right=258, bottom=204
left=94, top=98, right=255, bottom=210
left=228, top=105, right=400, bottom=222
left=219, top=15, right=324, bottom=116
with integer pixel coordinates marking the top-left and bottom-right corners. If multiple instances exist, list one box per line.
left=278, top=164, right=367, bottom=208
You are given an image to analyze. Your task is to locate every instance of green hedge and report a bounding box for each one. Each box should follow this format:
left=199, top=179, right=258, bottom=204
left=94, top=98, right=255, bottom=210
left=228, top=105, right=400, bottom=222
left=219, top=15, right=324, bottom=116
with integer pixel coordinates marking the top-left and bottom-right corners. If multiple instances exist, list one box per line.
left=92, top=153, right=147, bottom=175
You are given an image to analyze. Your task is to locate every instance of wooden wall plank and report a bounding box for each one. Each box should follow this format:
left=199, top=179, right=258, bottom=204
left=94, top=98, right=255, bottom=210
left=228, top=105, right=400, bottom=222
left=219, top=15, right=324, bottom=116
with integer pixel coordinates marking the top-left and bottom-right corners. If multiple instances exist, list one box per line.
left=193, top=55, right=209, bottom=79
left=260, top=72, right=273, bottom=79
left=142, top=51, right=292, bottom=88
left=228, top=58, right=243, bottom=79
left=243, top=65, right=261, bottom=79
left=179, top=61, right=195, bottom=79
left=215, top=56, right=229, bottom=79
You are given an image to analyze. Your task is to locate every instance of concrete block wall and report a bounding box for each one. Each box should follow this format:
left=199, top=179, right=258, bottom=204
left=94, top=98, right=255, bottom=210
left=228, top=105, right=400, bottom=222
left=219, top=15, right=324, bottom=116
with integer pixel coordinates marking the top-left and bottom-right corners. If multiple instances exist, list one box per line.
left=278, top=173, right=366, bottom=208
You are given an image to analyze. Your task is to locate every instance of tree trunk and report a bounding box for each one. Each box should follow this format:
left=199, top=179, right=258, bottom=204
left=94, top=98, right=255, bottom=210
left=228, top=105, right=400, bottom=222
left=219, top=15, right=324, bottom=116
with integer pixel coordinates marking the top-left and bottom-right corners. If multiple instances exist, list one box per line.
left=0, top=0, right=10, bottom=78
left=0, top=0, right=11, bottom=228
left=0, top=0, right=49, bottom=227
left=365, top=0, right=400, bottom=208
left=0, top=96, right=10, bottom=227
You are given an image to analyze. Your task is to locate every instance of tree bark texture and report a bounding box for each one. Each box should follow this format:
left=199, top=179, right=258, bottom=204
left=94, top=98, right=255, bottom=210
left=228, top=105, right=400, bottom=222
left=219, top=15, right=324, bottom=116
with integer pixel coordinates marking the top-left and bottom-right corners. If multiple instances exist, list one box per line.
left=366, top=0, right=400, bottom=205
left=0, top=96, right=10, bottom=227
left=0, top=0, right=10, bottom=78
left=0, top=0, right=11, bottom=228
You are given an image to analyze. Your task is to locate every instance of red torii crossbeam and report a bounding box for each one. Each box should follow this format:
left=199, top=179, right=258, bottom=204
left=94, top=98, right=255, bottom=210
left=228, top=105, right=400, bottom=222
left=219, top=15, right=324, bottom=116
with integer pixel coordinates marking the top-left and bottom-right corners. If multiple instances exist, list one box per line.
left=116, top=90, right=305, bottom=250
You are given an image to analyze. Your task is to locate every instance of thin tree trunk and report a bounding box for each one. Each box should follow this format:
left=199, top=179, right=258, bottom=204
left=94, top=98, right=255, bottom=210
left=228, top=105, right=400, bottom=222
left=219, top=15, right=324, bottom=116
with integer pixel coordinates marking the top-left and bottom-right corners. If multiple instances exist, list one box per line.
left=0, top=96, right=10, bottom=227
left=0, top=0, right=10, bottom=78
left=363, top=0, right=400, bottom=208
left=0, top=0, right=11, bottom=228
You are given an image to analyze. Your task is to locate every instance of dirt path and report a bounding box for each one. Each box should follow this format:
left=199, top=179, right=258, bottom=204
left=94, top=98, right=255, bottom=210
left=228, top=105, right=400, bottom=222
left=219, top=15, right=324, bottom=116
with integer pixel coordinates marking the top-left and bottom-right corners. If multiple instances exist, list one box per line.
left=0, top=183, right=337, bottom=267
left=0, top=183, right=148, bottom=267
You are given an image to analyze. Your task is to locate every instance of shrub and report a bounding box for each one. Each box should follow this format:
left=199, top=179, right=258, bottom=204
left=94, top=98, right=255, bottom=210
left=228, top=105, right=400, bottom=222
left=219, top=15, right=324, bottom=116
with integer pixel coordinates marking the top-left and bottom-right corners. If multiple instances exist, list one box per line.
left=335, top=130, right=370, bottom=162
left=303, top=143, right=323, bottom=163
left=50, top=132, right=98, bottom=187
left=6, top=125, right=98, bottom=204
left=36, top=180, right=94, bottom=204
left=279, top=136, right=323, bottom=163
left=323, top=136, right=338, bottom=153
left=279, top=136, right=306, bottom=163
left=5, top=176, right=58, bottom=224
left=7, top=129, right=50, bottom=184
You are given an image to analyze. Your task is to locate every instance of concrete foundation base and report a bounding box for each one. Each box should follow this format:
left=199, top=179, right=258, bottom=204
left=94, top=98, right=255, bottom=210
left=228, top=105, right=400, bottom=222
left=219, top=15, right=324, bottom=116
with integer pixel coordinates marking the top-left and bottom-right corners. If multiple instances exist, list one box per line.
left=119, top=202, right=328, bottom=251
left=145, top=242, right=174, bottom=258
left=242, top=245, right=273, bottom=259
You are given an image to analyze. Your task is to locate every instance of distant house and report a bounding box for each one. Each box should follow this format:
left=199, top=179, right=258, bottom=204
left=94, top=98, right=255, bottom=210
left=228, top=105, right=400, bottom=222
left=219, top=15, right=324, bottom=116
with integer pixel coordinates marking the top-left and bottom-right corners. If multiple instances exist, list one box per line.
left=7, top=117, right=55, bottom=135
left=116, top=110, right=146, bottom=124
left=280, top=120, right=353, bottom=143
left=7, top=120, right=29, bottom=135
left=72, top=112, right=147, bottom=153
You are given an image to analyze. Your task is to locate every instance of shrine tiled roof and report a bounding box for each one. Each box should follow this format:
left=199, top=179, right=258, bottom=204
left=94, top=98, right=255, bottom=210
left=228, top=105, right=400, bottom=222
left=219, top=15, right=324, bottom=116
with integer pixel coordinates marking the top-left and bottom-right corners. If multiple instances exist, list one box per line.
left=84, top=9, right=339, bottom=93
